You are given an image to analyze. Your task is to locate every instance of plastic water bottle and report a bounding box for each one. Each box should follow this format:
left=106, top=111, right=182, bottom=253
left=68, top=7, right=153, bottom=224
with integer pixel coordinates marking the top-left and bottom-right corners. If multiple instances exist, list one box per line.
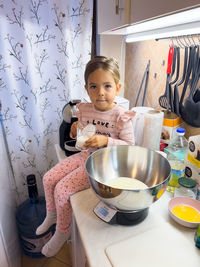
left=164, top=128, right=188, bottom=193
left=16, top=174, right=55, bottom=258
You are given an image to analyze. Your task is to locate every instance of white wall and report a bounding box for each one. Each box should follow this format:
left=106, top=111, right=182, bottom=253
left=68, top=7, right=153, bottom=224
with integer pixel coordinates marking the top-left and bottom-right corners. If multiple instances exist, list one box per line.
left=98, top=35, right=125, bottom=97
left=97, top=0, right=129, bottom=97
left=0, top=123, right=21, bottom=267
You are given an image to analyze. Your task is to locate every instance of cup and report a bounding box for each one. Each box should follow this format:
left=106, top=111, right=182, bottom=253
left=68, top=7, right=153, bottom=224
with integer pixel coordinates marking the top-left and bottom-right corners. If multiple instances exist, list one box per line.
left=75, top=124, right=96, bottom=150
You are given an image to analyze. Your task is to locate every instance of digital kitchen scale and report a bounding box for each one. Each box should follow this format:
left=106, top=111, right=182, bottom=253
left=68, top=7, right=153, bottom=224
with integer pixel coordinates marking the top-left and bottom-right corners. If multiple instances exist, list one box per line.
left=94, top=201, right=149, bottom=225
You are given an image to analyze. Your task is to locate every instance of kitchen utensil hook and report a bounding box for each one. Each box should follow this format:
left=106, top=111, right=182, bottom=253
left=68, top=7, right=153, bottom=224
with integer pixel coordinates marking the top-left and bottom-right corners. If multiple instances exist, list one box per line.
left=197, top=34, right=200, bottom=45
left=170, top=37, right=176, bottom=48
left=176, top=36, right=184, bottom=49
left=190, top=34, right=197, bottom=46
left=183, top=35, right=190, bottom=47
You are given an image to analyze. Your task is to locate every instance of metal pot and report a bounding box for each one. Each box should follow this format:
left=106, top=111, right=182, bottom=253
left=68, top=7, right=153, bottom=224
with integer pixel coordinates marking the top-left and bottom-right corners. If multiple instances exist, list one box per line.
left=85, top=145, right=171, bottom=212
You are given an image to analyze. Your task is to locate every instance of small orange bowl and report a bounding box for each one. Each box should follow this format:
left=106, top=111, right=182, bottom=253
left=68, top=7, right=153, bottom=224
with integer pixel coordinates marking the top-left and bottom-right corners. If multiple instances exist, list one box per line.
left=168, top=196, right=200, bottom=228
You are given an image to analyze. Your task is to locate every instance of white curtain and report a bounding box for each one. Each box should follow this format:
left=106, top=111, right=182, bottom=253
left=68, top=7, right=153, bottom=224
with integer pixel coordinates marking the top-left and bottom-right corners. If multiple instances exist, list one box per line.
left=0, top=0, right=93, bottom=203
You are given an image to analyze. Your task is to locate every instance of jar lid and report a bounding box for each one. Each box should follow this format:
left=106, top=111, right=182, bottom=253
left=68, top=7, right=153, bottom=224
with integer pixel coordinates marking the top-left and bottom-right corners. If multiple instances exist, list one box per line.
left=176, top=128, right=185, bottom=134
left=178, top=177, right=196, bottom=188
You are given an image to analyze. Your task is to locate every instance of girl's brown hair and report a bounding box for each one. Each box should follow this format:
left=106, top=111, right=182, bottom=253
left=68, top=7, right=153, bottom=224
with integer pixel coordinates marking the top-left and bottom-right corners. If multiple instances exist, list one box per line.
left=84, top=56, right=120, bottom=85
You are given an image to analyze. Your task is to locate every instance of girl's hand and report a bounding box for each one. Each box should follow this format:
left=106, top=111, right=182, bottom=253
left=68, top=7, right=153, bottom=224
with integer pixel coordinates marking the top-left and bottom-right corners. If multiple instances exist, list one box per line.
left=84, top=135, right=108, bottom=148
left=70, top=121, right=79, bottom=138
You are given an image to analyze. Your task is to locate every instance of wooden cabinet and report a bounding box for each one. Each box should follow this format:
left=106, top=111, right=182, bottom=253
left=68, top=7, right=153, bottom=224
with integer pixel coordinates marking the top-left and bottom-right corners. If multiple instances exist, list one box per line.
left=97, top=0, right=130, bottom=33
left=130, top=0, right=200, bottom=24
left=97, top=0, right=200, bottom=34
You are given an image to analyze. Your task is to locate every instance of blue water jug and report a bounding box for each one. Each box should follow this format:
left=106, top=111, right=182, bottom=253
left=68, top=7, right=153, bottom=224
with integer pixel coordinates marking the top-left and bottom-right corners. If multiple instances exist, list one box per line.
left=16, top=174, right=55, bottom=258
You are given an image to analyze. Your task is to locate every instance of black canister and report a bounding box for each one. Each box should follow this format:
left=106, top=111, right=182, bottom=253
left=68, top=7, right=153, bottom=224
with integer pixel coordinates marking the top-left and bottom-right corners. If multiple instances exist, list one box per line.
left=16, top=174, right=55, bottom=258
left=59, top=100, right=81, bottom=156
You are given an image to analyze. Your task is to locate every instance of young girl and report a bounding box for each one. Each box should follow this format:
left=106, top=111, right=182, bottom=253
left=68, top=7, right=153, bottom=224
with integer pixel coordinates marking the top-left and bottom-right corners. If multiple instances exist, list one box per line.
left=36, top=56, right=135, bottom=257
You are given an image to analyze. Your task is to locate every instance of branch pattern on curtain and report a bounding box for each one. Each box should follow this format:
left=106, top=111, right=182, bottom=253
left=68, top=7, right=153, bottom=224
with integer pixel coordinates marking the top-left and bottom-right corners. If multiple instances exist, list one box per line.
left=0, top=0, right=93, bottom=203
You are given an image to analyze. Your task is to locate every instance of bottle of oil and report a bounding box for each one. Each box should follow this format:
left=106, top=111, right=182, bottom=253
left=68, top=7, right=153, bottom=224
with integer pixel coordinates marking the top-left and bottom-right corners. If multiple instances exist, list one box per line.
left=164, top=128, right=188, bottom=194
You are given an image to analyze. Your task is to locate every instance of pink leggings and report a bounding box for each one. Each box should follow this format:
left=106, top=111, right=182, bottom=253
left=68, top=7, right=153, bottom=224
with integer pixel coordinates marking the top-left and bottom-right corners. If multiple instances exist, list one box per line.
left=43, top=150, right=90, bottom=234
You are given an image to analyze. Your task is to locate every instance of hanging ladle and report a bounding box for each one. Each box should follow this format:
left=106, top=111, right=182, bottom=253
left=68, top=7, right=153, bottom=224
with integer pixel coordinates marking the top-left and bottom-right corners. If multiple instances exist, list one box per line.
left=179, top=46, right=195, bottom=116
left=193, top=86, right=200, bottom=102
left=180, top=47, right=200, bottom=127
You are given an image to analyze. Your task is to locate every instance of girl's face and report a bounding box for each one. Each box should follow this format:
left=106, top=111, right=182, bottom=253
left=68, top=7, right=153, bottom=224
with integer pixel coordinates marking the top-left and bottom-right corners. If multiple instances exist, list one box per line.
left=85, top=68, right=121, bottom=111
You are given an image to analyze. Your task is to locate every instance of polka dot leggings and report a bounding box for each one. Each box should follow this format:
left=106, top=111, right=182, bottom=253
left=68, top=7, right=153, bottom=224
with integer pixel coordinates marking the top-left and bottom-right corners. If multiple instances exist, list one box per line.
left=43, top=150, right=90, bottom=234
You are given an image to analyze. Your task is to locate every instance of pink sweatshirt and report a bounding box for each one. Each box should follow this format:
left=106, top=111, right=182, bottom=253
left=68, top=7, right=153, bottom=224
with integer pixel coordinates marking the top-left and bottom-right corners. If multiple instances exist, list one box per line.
left=76, top=103, right=135, bottom=146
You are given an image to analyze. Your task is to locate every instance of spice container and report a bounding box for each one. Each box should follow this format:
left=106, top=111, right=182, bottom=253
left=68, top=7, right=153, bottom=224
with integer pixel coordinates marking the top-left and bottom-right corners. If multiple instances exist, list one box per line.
left=174, top=177, right=197, bottom=199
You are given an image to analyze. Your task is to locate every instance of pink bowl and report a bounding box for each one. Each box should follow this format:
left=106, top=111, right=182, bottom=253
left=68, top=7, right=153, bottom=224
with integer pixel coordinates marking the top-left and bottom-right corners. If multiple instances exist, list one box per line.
left=168, top=196, right=200, bottom=228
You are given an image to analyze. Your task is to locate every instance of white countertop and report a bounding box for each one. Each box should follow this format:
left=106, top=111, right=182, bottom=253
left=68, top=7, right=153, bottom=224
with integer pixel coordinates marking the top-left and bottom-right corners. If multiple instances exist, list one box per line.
left=70, top=189, right=199, bottom=267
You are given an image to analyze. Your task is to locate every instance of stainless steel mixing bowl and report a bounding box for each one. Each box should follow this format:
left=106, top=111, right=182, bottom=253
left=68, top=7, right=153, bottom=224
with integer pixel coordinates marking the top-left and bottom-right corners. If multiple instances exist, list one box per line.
left=85, top=145, right=171, bottom=212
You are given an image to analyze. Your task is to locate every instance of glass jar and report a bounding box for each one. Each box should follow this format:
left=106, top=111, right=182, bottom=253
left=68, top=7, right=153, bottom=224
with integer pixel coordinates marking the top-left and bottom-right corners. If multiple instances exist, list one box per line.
left=167, top=159, right=185, bottom=189
left=174, top=177, right=197, bottom=199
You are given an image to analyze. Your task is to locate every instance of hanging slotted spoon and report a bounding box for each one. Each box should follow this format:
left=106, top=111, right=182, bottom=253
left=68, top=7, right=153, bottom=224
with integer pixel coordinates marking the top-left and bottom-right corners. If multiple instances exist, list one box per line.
left=158, top=46, right=174, bottom=112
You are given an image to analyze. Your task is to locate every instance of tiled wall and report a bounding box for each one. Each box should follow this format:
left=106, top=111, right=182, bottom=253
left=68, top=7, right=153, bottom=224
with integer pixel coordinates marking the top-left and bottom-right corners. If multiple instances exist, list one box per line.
left=125, top=39, right=178, bottom=109
left=124, top=39, right=200, bottom=138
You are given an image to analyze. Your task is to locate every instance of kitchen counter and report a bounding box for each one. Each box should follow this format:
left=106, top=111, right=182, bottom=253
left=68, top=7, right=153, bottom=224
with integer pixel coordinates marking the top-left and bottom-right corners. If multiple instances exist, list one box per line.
left=70, top=188, right=199, bottom=267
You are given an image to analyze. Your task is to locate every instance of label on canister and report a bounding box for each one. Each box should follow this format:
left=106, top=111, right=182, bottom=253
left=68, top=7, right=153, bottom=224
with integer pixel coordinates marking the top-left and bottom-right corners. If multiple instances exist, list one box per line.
left=20, top=231, right=53, bottom=253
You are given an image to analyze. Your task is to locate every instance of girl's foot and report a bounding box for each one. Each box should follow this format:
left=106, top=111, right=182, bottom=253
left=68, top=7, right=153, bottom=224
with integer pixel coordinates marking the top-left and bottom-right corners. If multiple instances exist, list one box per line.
left=41, top=229, right=70, bottom=257
left=36, top=210, right=57, bottom=235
